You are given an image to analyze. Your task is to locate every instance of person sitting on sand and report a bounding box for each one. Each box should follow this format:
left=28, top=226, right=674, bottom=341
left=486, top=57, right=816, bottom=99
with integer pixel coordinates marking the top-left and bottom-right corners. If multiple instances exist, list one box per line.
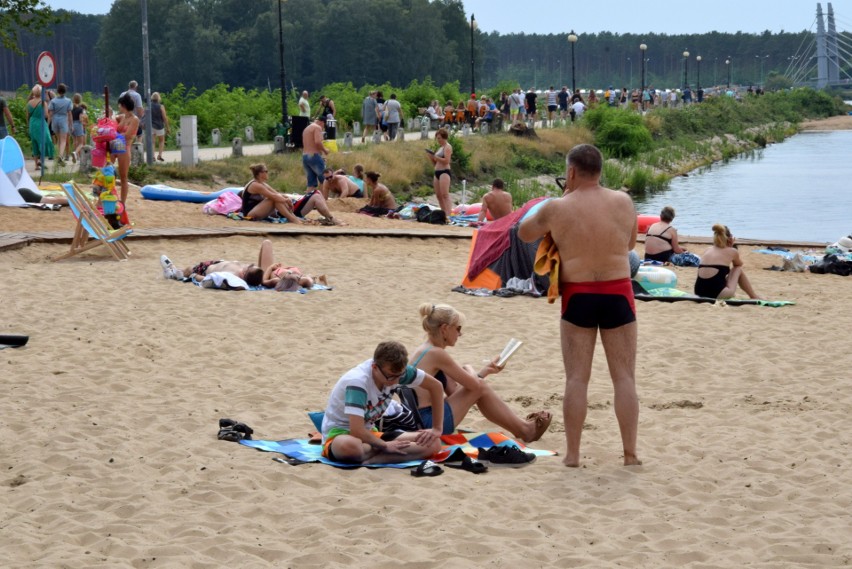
left=242, top=163, right=343, bottom=225
left=477, top=178, right=513, bottom=223
left=694, top=224, right=760, bottom=299
left=16, top=187, right=68, bottom=208
left=405, top=303, right=552, bottom=442
left=321, top=341, right=444, bottom=465
left=358, top=171, right=399, bottom=217
left=644, top=206, right=687, bottom=263
left=160, top=239, right=316, bottom=289
left=321, top=168, right=363, bottom=199
left=241, top=163, right=304, bottom=223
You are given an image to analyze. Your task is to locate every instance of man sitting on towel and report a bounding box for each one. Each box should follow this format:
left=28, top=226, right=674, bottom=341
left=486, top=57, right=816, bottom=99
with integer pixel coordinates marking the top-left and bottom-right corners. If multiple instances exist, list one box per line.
left=321, top=341, right=444, bottom=465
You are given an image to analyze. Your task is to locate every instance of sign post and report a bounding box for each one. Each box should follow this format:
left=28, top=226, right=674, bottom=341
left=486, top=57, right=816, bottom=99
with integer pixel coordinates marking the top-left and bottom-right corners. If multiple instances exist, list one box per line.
left=35, top=51, right=56, bottom=179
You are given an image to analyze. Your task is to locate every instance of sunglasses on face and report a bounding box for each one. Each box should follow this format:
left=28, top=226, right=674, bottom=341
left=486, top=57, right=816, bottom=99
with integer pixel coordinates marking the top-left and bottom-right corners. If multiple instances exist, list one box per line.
left=555, top=177, right=566, bottom=191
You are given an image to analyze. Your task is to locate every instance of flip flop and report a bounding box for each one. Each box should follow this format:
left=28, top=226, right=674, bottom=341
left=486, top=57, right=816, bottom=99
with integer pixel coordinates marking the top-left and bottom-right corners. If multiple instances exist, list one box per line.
left=411, top=460, right=444, bottom=477
left=444, top=449, right=488, bottom=474
left=524, top=410, right=553, bottom=443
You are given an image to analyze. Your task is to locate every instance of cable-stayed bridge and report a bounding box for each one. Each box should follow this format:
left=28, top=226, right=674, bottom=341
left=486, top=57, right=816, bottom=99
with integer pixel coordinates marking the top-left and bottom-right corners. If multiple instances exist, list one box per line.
left=786, top=3, right=851, bottom=87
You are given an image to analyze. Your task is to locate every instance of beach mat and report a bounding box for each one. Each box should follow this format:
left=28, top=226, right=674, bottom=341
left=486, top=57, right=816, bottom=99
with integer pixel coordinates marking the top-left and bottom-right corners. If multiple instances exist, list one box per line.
left=635, top=287, right=795, bottom=307
left=239, top=431, right=556, bottom=469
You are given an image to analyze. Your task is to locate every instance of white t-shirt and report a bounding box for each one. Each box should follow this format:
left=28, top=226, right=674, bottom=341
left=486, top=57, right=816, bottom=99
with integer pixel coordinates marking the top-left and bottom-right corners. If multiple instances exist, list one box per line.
left=321, top=359, right=425, bottom=440
left=572, top=101, right=586, bottom=117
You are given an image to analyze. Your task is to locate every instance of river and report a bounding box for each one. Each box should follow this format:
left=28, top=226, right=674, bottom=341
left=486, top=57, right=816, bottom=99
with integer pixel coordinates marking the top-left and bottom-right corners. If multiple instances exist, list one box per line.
left=634, top=130, right=852, bottom=243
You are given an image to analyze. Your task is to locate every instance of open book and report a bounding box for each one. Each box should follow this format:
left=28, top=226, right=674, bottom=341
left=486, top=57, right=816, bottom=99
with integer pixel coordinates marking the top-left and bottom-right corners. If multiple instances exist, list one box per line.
left=497, top=338, right=523, bottom=368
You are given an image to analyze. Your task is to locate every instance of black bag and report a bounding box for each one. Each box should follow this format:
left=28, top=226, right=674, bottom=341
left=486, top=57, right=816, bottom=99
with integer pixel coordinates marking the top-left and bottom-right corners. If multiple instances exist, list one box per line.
left=416, top=205, right=447, bottom=225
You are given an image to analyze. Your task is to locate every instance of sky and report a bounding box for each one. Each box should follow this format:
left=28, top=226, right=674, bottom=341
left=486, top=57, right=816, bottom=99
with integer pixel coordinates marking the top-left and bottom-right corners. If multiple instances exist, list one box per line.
left=42, top=0, right=840, bottom=35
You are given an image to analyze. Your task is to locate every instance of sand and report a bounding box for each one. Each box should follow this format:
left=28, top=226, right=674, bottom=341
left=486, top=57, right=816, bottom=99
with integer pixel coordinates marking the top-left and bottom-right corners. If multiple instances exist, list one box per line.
left=2, top=157, right=852, bottom=567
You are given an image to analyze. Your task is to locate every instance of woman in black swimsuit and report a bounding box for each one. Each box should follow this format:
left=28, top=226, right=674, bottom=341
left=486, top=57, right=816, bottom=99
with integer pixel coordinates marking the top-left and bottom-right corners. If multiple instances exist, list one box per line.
left=694, top=224, right=760, bottom=299
left=644, top=206, right=687, bottom=262
left=406, top=303, right=552, bottom=443
left=427, top=128, right=453, bottom=218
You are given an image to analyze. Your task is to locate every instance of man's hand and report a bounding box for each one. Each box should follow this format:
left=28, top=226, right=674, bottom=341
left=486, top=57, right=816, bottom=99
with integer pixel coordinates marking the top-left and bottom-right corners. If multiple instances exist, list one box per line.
left=413, top=428, right=441, bottom=447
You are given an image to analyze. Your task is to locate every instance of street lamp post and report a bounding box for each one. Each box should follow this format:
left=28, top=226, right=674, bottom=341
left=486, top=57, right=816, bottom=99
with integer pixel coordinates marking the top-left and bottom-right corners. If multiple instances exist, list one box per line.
left=568, top=31, right=578, bottom=94
left=696, top=55, right=702, bottom=90
left=557, top=59, right=561, bottom=87
left=639, top=43, right=647, bottom=109
left=726, top=58, right=731, bottom=88
left=682, top=50, right=690, bottom=89
left=714, top=57, right=718, bottom=87
left=531, top=58, right=536, bottom=88
left=277, top=0, right=287, bottom=131
left=470, top=14, right=476, bottom=96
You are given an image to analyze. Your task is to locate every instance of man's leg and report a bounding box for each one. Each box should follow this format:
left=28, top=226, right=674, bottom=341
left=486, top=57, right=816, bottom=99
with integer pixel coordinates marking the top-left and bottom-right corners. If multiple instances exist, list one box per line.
left=560, top=321, right=598, bottom=467
left=599, top=322, right=641, bottom=466
left=301, top=193, right=344, bottom=225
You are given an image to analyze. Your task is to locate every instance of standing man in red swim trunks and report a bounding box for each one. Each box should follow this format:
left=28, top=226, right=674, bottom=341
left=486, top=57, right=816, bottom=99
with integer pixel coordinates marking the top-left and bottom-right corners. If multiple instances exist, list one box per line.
left=519, top=144, right=641, bottom=468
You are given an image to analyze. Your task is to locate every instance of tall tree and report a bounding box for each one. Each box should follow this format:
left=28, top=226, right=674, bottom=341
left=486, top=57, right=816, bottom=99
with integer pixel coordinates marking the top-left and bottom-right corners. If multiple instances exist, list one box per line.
left=0, top=0, right=66, bottom=54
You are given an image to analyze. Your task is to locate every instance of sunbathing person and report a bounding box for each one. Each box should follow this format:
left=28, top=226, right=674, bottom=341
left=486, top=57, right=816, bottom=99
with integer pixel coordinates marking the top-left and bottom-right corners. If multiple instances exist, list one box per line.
left=694, top=224, right=760, bottom=299
left=321, top=341, right=444, bottom=465
left=160, top=239, right=311, bottom=288
left=241, top=163, right=303, bottom=223
left=321, top=168, right=363, bottom=199
left=262, top=263, right=328, bottom=291
left=477, top=178, right=513, bottom=222
left=644, top=206, right=687, bottom=263
left=358, top=171, right=399, bottom=217
left=406, top=302, right=552, bottom=442
left=16, top=187, right=68, bottom=208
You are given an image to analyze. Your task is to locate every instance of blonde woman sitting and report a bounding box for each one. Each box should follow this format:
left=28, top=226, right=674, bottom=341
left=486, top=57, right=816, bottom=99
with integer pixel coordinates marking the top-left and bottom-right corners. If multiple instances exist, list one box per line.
left=407, top=303, right=552, bottom=442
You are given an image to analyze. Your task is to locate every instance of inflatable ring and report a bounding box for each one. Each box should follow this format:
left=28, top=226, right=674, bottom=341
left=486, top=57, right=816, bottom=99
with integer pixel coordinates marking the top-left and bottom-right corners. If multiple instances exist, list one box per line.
left=140, top=184, right=242, bottom=203
left=634, top=265, right=677, bottom=291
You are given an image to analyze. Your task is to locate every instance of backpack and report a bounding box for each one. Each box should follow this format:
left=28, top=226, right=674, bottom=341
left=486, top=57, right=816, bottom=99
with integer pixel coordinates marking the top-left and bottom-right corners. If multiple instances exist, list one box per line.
left=416, top=205, right=447, bottom=225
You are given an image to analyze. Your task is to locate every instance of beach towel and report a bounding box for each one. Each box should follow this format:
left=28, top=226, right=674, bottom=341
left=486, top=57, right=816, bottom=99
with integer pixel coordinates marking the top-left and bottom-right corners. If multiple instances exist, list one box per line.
left=239, top=431, right=556, bottom=469
left=634, top=287, right=795, bottom=307
left=533, top=233, right=560, bottom=303
left=226, top=212, right=290, bottom=223
left=466, top=198, right=546, bottom=279
left=186, top=273, right=332, bottom=293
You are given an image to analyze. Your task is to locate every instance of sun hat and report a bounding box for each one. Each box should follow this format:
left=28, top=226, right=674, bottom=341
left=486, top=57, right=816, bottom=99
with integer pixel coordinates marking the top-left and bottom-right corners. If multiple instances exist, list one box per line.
left=833, top=235, right=852, bottom=253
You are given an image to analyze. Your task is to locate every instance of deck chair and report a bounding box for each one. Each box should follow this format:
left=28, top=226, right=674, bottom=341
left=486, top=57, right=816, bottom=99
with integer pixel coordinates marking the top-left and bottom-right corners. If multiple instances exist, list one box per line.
left=54, top=182, right=132, bottom=261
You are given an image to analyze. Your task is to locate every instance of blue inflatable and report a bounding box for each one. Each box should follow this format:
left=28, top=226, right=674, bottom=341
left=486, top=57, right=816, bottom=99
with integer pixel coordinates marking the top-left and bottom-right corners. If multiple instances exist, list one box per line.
left=140, top=184, right=242, bottom=203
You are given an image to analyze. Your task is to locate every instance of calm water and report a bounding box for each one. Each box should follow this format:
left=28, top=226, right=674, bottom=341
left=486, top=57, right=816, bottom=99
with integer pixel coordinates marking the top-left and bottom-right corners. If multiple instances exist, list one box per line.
left=634, top=130, right=852, bottom=243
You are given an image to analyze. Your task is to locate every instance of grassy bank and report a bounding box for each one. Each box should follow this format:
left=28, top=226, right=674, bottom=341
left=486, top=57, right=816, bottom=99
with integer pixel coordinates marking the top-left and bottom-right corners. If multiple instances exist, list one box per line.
left=41, top=88, right=847, bottom=205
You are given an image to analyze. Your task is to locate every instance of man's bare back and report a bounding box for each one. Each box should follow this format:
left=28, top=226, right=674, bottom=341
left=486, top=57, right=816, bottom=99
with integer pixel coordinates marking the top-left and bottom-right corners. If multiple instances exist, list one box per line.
left=481, top=188, right=513, bottom=221
left=302, top=122, right=325, bottom=155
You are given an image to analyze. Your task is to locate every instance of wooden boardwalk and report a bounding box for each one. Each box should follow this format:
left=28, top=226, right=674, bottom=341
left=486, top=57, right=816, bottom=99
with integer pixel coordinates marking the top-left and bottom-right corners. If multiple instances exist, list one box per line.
left=0, top=222, right=828, bottom=254
left=0, top=224, right=476, bottom=253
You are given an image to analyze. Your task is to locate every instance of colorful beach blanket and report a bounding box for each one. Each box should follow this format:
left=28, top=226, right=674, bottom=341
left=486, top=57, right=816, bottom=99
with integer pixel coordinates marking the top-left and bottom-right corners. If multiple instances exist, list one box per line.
left=239, top=431, right=556, bottom=469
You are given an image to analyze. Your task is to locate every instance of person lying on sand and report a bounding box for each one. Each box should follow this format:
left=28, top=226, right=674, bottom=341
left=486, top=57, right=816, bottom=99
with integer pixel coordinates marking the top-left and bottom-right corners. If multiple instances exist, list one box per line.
left=320, top=168, right=363, bottom=199
left=160, top=239, right=322, bottom=289
left=406, top=302, right=552, bottom=443
left=321, top=341, right=444, bottom=465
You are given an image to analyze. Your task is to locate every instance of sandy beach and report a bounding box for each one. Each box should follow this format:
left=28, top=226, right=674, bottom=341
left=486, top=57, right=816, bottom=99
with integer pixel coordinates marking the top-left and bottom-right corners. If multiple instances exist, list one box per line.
left=2, top=142, right=852, bottom=567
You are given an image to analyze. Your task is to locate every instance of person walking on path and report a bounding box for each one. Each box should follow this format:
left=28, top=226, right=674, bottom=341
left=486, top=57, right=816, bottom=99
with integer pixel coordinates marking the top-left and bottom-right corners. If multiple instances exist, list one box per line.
left=519, top=143, right=641, bottom=468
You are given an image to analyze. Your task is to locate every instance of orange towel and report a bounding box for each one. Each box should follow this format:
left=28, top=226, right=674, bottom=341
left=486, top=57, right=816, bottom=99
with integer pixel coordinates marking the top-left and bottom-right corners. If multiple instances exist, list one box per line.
left=533, top=233, right=561, bottom=304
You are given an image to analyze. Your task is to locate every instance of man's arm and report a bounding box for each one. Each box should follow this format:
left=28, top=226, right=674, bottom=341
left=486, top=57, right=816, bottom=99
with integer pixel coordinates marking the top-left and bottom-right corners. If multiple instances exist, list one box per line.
left=418, top=375, right=444, bottom=438
left=478, top=194, right=491, bottom=223
left=518, top=201, right=551, bottom=242
left=315, top=128, right=328, bottom=155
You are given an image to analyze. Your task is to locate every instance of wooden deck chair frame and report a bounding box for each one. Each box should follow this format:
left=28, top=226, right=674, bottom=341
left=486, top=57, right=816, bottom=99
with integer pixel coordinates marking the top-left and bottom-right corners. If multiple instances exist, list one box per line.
left=54, top=182, right=132, bottom=261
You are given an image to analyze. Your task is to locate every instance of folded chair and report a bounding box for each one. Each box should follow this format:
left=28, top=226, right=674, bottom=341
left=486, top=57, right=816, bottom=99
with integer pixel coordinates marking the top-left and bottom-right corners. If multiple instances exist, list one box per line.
left=54, top=182, right=132, bottom=261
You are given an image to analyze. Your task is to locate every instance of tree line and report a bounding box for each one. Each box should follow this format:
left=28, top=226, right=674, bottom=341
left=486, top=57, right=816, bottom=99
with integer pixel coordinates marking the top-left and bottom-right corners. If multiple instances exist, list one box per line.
left=0, top=0, right=832, bottom=98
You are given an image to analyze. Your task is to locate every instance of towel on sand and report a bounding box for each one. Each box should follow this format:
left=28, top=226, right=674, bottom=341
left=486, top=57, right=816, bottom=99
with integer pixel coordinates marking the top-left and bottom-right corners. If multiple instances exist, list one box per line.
left=239, top=431, right=556, bottom=469
left=533, top=233, right=560, bottom=304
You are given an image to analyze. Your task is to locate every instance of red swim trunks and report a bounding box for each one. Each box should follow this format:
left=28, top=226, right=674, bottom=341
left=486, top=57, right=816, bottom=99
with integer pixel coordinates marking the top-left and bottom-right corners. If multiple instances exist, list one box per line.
left=560, top=278, right=636, bottom=329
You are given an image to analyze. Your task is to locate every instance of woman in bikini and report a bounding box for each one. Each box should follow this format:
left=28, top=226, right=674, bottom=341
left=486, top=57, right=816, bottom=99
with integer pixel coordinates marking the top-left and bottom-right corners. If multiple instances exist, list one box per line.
left=115, top=93, right=140, bottom=204
left=241, top=163, right=304, bottom=222
left=427, top=128, right=453, bottom=218
left=407, top=303, right=552, bottom=443
left=644, top=206, right=687, bottom=263
left=694, top=224, right=760, bottom=299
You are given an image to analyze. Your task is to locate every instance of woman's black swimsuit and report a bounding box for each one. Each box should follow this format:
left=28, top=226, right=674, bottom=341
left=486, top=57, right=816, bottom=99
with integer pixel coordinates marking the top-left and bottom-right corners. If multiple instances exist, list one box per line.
left=694, top=264, right=730, bottom=298
left=644, top=226, right=674, bottom=262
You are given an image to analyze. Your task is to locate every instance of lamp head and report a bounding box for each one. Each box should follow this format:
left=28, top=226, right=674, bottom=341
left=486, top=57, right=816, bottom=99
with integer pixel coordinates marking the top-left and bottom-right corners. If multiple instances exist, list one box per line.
left=639, top=43, right=647, bottom=51
left=683, top=50, right=690, bottom=58
left=568, top=31, right=578, bottom=43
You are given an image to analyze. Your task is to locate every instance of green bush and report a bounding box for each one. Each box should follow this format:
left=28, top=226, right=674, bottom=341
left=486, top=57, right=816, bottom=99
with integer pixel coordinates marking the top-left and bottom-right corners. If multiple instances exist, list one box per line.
left=595, top=117, right=653, bottom=158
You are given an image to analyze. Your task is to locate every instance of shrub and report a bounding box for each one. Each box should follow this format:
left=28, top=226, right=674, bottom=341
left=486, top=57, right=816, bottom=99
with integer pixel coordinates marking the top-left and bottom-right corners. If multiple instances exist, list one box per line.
left=596, top=118, right=653, bottom=158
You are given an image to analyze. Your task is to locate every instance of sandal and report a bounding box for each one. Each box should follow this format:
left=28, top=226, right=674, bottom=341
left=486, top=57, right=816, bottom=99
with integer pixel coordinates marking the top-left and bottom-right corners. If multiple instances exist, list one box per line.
left=410, top=459, right=444, bottom=477
left=524, top=410, right=552, bottom=443
left=443, top=448, right=488, bottom=474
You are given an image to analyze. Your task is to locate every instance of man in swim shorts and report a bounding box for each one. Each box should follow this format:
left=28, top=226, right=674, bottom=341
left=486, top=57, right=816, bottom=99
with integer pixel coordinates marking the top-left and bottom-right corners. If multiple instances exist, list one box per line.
left=519, top=143, right=641, bottom=468
left=321, top=341, right=445, bottom=465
